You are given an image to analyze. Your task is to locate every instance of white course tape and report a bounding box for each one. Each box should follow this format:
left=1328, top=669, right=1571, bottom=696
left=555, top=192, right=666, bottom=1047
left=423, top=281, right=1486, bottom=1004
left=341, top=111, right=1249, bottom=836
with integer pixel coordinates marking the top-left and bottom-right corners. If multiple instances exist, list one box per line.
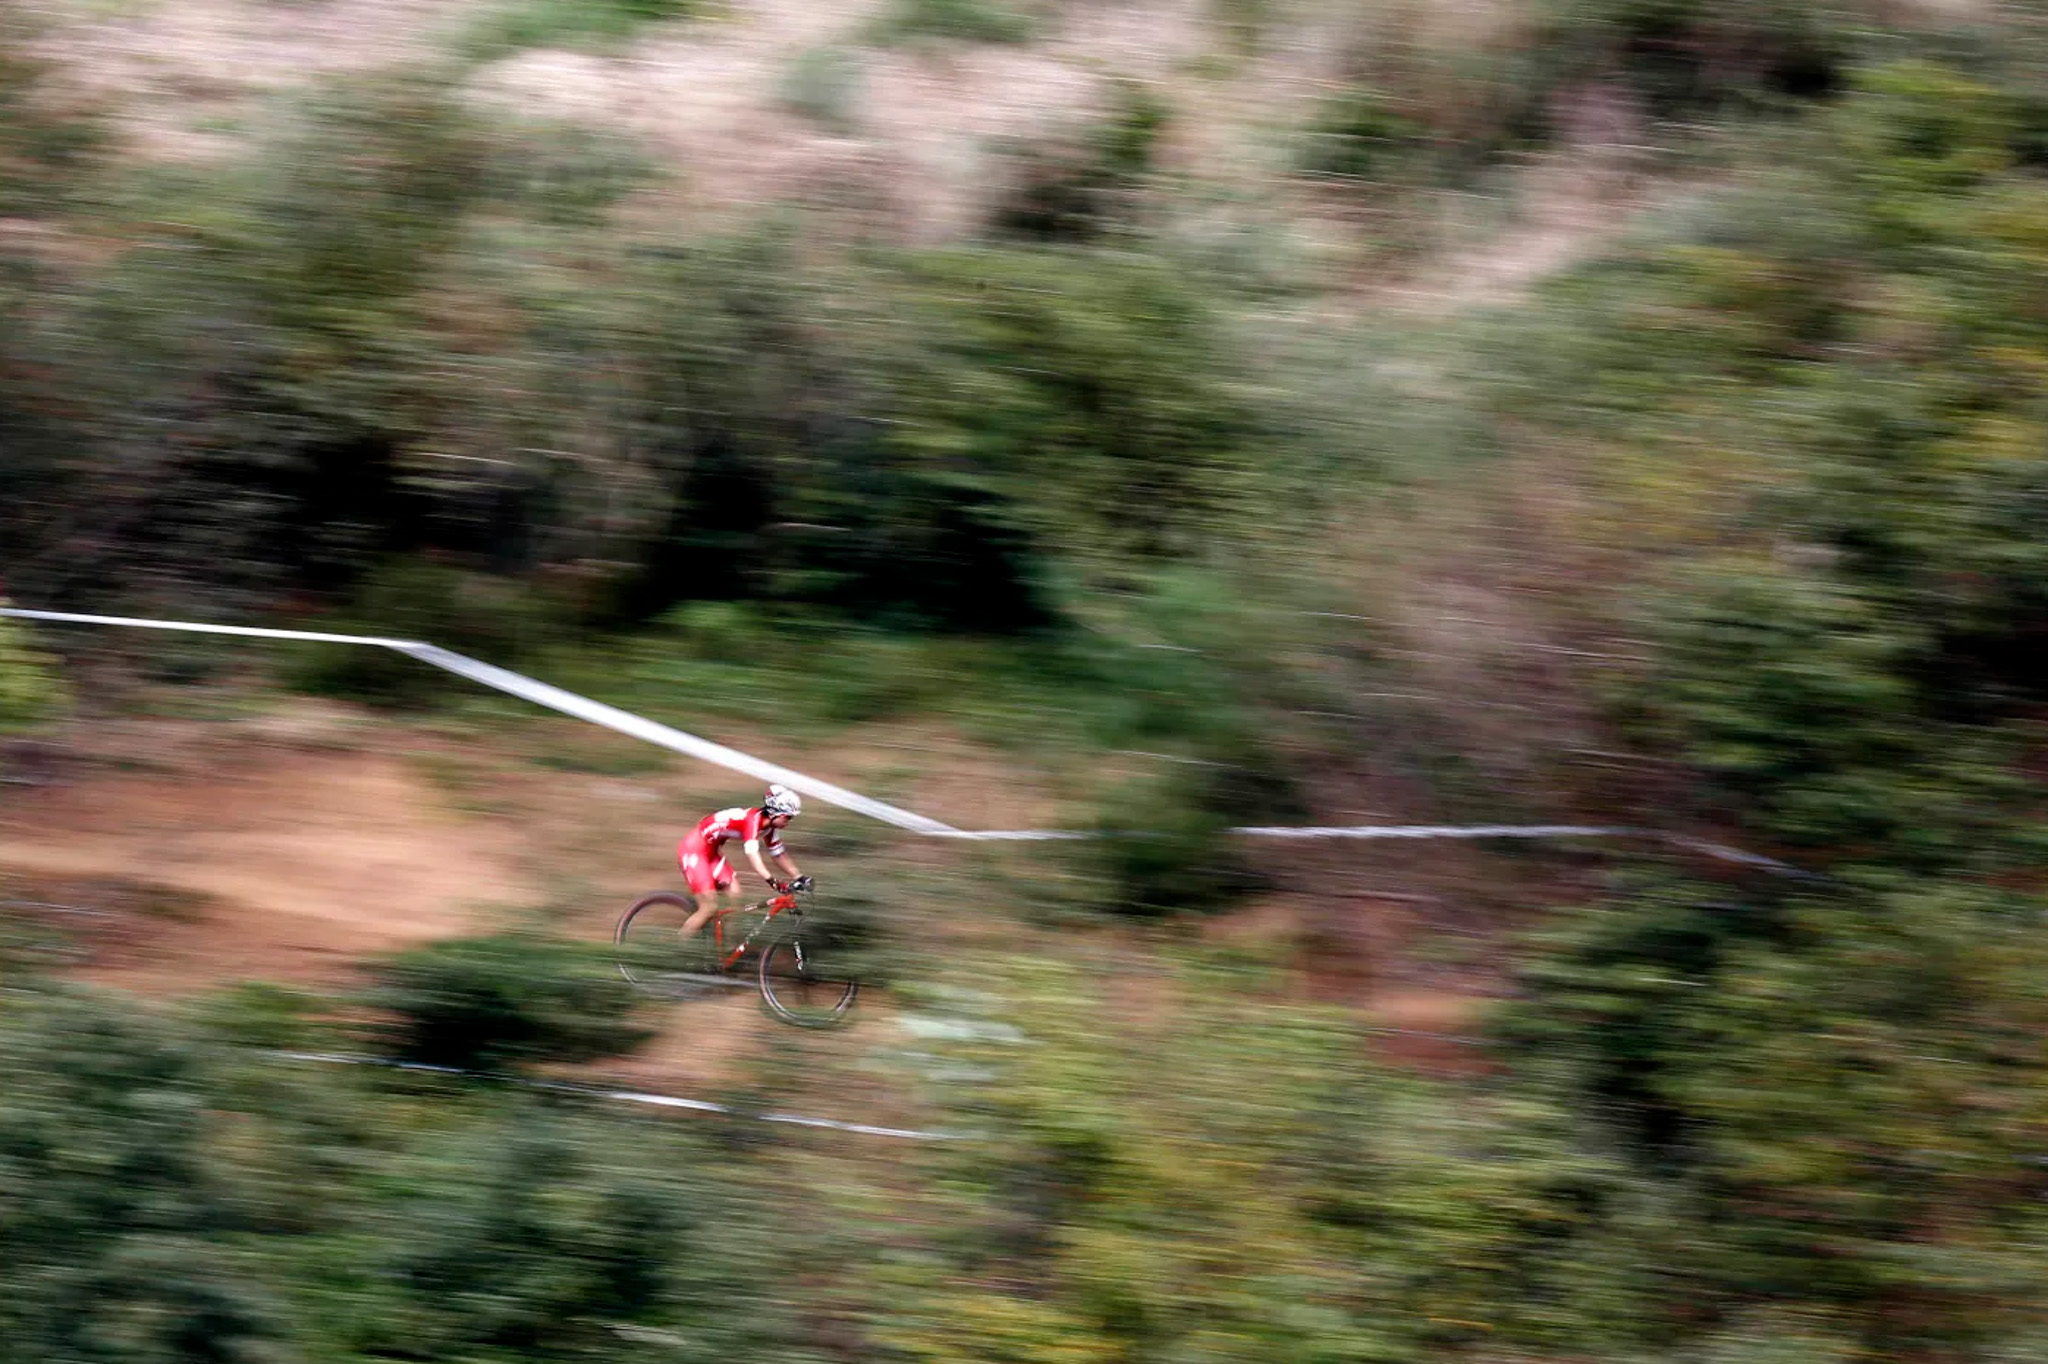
left=4, top=608, right=952, bottom=836
left=275, top=1051, right=959, bottom=1140
left=1, top=608, right=415, bottom=649
left=397, top=641, right=955, bottom=836
left=1, top=607, right=1802, bottom=873
left=1234, top=823, right=1618, bottom=841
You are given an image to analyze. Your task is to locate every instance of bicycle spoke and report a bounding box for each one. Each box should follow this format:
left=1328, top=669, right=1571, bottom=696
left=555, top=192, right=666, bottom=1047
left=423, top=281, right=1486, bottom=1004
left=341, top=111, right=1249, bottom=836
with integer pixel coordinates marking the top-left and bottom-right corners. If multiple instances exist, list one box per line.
left=617, top=894, right=722, bottom=999
left=758, top=935, right=859, bottom=1027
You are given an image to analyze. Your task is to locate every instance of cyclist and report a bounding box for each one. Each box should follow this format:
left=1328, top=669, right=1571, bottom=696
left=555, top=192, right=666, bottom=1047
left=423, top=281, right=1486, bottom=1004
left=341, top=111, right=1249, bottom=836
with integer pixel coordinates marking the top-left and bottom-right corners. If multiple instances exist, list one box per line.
left=675, top=783, right=808, bottom=940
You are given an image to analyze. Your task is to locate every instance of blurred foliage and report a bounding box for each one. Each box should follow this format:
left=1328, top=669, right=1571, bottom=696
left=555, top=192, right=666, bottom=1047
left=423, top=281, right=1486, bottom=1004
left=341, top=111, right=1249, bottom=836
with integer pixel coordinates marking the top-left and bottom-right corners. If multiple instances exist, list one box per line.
left=875, top=0, right=1040, bottom=45
left=1475, top=49, right=2048, bottom=1357
left=286, top=555, right=573, bottom=706
left=458, top=0, right=696, bottom=62
left=0, top=990, right=283, bottom=1364
left=365, top=932, right=652, bottom=1073
left=1301, top=85, right=1429, bottom=184
left=0, top=0, right=102, bottom=218
left=879, top=960, right=1660, bottom=1362
left=1090, top=768, right=1251, bottom=918
left=779, top=44, right=867, bottom=135
left=0, top=984, right=799, bottom=1362
left=1534, top=0, right=1862, bottom=116
left=0, top=61, right=1282, bottom=649
left=481, top=116, right=658, bottom=226
left=5, top=69, right=487, bottom=610
left=1301, top=0, right=1910, bottom=197
left=0, top=608, right=67, bottom=740
left=5, top=8, right=2048, bottom=1363
left=988, top=80, right=1170, bottom=242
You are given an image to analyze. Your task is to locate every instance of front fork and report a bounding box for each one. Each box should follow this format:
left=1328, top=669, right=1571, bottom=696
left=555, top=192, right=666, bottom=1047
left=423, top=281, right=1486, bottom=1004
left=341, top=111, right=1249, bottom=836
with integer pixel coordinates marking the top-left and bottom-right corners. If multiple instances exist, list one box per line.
left=783, top=905, right=808, bottom=971
left=733, top=902, right=803, bottom=962
left=766, top=903, right=809, bottom=973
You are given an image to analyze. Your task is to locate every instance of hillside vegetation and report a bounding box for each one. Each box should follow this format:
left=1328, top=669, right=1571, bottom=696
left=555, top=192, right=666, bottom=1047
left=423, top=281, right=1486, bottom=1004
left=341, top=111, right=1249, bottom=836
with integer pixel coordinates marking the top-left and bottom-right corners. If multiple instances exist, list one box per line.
left=4, top=0, right=2048, bottom=1360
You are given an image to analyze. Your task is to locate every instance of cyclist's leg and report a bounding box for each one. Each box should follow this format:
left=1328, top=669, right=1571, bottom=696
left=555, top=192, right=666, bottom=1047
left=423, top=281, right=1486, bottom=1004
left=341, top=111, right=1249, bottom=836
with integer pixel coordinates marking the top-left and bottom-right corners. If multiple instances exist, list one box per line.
left=677, top=838, right=723, bottom=935
left=678, top=851, right=737, bottom=937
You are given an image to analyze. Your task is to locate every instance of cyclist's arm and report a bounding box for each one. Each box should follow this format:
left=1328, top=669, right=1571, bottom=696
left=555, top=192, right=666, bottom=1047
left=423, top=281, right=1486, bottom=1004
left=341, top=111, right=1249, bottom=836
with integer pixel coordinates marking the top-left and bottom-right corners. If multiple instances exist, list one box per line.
left=745, top=841, right=802, bottom=882
left=742, top=809, right=801, bottom=888
left=743, top=841, right=780, bottom=887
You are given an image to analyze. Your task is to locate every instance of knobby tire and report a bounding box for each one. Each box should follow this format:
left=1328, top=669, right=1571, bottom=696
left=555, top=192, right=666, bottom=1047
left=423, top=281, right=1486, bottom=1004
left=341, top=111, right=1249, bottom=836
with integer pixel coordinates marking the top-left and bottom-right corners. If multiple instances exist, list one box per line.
left=757, top=934, right=859, bottom=1027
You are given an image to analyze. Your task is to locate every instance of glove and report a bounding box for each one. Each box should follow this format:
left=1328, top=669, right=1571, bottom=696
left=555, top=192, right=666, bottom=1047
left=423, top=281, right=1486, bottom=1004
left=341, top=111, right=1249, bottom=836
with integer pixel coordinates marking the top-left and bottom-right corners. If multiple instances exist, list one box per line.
left=789, top=875, right=814, bottom=894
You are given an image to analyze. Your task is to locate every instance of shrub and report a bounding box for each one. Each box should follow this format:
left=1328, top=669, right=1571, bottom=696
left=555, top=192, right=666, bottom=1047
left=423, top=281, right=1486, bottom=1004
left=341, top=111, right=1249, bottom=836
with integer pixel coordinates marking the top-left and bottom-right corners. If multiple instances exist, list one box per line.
left=1302, top=0, right=1888, bottom=199
left=0, top=991, right=282, bottom=1362
left=460, top=0, right=696, bottom=62
left=481, top=117, right=656, bottom=225
left=1632, top=565, right=1930, bottom=852
left=0, top=0, right=104, bottom=218
left=1535, top=0, right=1869, bottom=117
left=364, top=933, right=651, bottom=1074
left=286, top=556, right=571, bottom=706
left=988, top=80, right=1169, bottom=241
left=1300, top=86, right=1428, bottom=183
left=357, top=1106, right=707, bottom=1359
left=26, top=70, right=490, bottom=610
left=0, top=607, right=64, bottom=736
left=191, top=981, right=326, bottom=1052
left=880, top=248, right=1260, bottom=580
left=876, top=0, right=1038, bottom=45
left=780, top=45, right=866, bottom=134
left=1090, top=760, right=1287, bottom=917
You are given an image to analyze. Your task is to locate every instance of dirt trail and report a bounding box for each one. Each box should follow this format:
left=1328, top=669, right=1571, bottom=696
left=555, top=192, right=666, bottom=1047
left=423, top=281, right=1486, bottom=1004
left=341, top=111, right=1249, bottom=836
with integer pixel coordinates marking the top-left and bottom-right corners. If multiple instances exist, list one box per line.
left=0, top=713, right=532, bottom=991
left=0, top=701, right=958, bottom=1107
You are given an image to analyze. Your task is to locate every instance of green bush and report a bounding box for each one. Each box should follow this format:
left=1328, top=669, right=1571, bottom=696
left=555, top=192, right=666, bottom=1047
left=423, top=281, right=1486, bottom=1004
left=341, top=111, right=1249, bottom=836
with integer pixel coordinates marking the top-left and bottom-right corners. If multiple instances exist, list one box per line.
left=880, top=248, right=1261, bottom=580
left=1302, top=0, right=1892, bottom=200
left=1535, top=0, right=1871, bottom=117
left=1480, top=51, right=2048, bottom=1356
left=0, top=607, right=66, bottom=739
left=989, top=80, right=1170, bottom=241
left=481, top=117, right=656, bottom=225
left=460, top=0, right=696, bottom=62
left=1090, top=762, right=1282, bottom=917
left=286, top=556, right=571, bottom=706
left=365, top=932, right=651, bottom=1074
left=190, top=981, right=326, bottom=1052
left=876, top=0, right=1038, bottom=45
left=0, top=991, right=282, bottom=1363
left=1633, top=562, right=1922, bottom=848
left=1300, top=86, right=1428, bottom=183
left=22, top=70, right=489, bottom=609
left=780, top=45, right=866, bottom=134
left=891, top=960, right=1655, bottom=1363
left=0, top=0, right=104, bottom=219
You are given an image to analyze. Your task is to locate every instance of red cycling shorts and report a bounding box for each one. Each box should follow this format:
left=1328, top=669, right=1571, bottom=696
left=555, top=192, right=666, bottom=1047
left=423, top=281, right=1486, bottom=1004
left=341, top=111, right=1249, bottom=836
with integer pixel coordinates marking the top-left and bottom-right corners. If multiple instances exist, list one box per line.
left=677, top=835, right=735, bottom=896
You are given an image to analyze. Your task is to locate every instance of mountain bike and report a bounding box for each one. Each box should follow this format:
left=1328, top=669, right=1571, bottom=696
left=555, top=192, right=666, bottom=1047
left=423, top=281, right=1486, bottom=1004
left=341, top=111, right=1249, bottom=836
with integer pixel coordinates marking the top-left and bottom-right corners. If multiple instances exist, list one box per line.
left=615, top=880, right=860, bottom=1027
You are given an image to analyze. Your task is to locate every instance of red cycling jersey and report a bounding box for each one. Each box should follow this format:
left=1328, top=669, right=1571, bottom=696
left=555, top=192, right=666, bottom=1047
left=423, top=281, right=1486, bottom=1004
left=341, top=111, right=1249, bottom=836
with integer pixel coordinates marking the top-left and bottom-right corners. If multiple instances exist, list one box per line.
left=676, top=805, right=786, bottom=896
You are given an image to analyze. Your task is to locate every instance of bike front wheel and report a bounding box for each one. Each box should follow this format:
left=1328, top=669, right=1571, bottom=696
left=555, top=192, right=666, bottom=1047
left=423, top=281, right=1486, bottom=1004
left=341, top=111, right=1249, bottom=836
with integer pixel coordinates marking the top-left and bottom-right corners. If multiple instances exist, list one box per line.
left=616, top=892, right=721, bottom=999
left=757, top=935, right=860, bottom=1027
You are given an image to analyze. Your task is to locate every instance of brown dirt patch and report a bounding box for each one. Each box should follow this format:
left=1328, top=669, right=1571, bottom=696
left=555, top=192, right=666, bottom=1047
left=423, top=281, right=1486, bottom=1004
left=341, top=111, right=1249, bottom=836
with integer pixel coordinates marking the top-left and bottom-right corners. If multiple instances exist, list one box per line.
left=0, top=705, right=533, bottom=991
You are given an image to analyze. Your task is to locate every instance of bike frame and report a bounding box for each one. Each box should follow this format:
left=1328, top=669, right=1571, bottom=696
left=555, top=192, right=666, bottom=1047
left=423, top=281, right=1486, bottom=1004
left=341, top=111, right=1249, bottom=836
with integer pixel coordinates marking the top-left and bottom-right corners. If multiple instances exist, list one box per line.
left=704, top=891, right=802, bottom=972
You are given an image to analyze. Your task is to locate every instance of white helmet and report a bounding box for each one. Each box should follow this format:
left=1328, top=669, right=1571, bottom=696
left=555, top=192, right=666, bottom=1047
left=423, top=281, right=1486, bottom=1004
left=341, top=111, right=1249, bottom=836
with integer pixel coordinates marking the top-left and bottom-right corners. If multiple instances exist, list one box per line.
left=764, top=784, right=802, bottom=818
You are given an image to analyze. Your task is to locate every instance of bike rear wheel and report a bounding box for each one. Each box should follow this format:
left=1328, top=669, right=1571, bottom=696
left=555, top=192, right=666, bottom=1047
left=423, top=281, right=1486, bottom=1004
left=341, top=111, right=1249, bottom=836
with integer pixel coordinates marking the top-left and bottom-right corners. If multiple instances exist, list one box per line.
left=616, top=892, right=722, bottom=999
left=757, top=934, right=859, bottom=1027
